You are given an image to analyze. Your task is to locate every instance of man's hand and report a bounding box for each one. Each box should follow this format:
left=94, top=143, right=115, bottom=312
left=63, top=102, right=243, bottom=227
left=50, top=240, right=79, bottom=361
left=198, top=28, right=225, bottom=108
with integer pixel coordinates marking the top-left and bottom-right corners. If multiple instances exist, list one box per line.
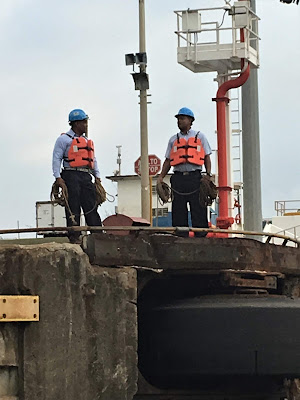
left=95, top=177, right=101, bottom=183
left=202, top=173, right=212, bottom=182
left=56, top=177, right=66, bottom=187
left=157, top=175, right=164, bottom=184
left=52, top=177, right=68, bottom=204
left=55, top=177, right=68, bottom=197
left=159, top=159, right=171, bottom=184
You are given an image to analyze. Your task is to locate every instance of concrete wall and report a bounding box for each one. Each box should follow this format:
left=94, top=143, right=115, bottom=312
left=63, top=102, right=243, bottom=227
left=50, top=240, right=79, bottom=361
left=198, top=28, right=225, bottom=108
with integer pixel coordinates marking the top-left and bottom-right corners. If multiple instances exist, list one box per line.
left=0, top=243, right=137, bottom=400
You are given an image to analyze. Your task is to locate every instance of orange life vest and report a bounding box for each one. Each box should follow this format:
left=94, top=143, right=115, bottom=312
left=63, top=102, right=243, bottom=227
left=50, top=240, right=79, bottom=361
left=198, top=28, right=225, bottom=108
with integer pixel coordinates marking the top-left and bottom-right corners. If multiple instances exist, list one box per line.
left=170, top=133, right=205, bottom=166
left=65, top=135, right=95, bottom=169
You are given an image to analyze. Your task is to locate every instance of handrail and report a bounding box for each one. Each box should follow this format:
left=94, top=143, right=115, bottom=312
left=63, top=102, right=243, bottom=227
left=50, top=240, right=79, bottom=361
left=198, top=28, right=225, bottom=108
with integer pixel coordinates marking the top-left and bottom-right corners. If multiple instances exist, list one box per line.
left=275, top=200, right=300, bottom=216
left=174, top=6, right=260, bottom=20
left=175, top=7, right=230, bottom=13
left=0, top=226, right=299, bottom=246
left=267, top=224, right=300, bottom=245
left=275, top=224, right=300, bottom=236
left=175, top=26, right=260, bottom=39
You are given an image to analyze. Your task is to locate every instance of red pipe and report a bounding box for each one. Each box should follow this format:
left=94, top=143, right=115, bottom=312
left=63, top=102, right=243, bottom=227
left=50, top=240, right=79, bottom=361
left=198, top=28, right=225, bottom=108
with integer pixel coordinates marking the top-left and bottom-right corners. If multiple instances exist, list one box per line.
left=214, top=26, right=250, bottom=230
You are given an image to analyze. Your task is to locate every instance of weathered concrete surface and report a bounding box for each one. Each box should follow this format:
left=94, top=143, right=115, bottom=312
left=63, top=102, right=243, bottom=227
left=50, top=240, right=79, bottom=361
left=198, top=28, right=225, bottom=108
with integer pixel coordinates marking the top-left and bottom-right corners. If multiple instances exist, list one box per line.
left=0, top=243, right=137, bottom=400
left=85, top=233, right=300, bottom=274
left=0, top=325, right=18, bottom=399
left=0, top=237, right=69, bottom=246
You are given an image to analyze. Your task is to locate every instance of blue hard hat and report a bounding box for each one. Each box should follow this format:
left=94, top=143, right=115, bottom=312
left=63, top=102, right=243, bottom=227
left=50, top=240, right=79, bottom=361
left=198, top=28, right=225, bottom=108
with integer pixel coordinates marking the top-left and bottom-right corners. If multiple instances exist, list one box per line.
left=175, top=107, right=195, bottom=121
left=68, top=109, right=89, bottom=122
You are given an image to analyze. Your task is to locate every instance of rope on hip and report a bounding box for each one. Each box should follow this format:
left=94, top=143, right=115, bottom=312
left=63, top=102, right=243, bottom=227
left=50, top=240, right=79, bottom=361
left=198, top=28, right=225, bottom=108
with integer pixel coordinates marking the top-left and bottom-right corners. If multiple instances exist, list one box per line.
left=50, top=181, right=77, bottom=225
left=50, top=180, right=115, bottom=225
left=156, top=176, right=217, bottom=207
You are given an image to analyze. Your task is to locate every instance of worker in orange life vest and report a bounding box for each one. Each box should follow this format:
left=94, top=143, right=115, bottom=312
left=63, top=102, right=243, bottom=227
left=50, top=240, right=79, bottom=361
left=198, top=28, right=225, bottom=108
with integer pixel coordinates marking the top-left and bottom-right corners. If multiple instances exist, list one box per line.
left=52, top=109, right=102, bottom=241
left=158, top=107, right=212, bottom=237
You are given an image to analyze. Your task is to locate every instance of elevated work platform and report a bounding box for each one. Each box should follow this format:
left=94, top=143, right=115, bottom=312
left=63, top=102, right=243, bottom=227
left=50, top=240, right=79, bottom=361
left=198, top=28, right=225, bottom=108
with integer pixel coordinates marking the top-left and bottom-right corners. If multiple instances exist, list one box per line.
left=177, top=42, right=258, bottom=73
left=175, top=2, right=260, bottom=74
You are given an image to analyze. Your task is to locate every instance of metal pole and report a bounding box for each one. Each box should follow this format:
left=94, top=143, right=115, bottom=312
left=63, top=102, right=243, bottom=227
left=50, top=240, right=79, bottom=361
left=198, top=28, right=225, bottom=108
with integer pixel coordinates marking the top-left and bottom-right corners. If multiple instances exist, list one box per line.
left=241, top=0, right=262, bottom=233
left=139, top=0, right=150, bottom=222
left=149, top=176, right=153, bottom=226
left=116, top=145, right=122, bottom=175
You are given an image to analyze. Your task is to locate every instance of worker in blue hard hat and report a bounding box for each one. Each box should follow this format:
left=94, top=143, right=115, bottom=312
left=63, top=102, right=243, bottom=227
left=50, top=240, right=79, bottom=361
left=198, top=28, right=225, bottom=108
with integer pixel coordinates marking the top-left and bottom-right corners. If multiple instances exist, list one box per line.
left=158, top=107, right=212, bottom=237
left=52, top=109, right=102, bottom=243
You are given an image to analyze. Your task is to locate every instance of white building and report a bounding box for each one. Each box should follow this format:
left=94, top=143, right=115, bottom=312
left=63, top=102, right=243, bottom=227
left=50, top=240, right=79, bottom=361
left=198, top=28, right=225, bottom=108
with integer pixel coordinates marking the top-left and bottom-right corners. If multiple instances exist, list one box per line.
left=106, top=174, right=172, bottom=226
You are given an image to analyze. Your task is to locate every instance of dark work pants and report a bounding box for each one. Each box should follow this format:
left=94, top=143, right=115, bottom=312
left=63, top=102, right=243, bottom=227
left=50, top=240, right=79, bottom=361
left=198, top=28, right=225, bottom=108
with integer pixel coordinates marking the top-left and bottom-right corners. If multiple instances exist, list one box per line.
left=61, top=170, right=102, bottom=228
left=170, top=171, right=208, bottom=237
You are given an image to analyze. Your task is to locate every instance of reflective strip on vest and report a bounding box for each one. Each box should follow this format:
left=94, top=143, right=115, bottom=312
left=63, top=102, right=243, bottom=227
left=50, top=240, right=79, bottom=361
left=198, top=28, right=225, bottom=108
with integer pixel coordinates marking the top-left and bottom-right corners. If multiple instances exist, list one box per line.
left=170, top=136, right=205, bottom=166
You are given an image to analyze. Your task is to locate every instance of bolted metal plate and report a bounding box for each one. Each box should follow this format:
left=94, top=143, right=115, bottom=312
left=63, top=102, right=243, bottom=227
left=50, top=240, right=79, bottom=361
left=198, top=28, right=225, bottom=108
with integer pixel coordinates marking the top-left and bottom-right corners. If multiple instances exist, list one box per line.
left=0, top=296, right=39, bottom=322
left=220, top=271, right=281, bottom=290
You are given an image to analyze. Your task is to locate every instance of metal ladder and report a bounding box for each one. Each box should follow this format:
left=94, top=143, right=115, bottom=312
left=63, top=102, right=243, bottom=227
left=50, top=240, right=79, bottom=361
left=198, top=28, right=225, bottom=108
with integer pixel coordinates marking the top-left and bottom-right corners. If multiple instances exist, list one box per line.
left=231, top=87, right=242, bottom=185
left=230, top=87, right=243, bottom=227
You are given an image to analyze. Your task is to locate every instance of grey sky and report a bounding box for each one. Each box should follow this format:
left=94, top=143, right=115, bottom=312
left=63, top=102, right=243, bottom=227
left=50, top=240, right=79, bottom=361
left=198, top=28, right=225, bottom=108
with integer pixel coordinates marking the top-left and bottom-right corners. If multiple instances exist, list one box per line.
left=1, top=0, right=299, bottom=234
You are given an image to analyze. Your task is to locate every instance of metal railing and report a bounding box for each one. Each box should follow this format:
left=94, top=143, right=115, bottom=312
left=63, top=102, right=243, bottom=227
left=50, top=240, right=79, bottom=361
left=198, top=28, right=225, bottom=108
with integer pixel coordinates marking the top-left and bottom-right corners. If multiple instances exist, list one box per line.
left=275, top=200, right=300, bottom=216
left=266, top=224, right=300, bottom=248
left=0, top=226, right=298, bottom=247
left=174, top=5, right=260, bottom=67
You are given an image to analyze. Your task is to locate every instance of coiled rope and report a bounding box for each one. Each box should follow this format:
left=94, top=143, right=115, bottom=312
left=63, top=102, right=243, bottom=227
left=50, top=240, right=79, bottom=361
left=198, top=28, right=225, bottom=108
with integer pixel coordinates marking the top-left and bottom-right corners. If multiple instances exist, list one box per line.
left=50, top=181, right=76, bottom=225
left=156, top=175, right=217, bottom=207
left=50, top=180, right=115, bottom=225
